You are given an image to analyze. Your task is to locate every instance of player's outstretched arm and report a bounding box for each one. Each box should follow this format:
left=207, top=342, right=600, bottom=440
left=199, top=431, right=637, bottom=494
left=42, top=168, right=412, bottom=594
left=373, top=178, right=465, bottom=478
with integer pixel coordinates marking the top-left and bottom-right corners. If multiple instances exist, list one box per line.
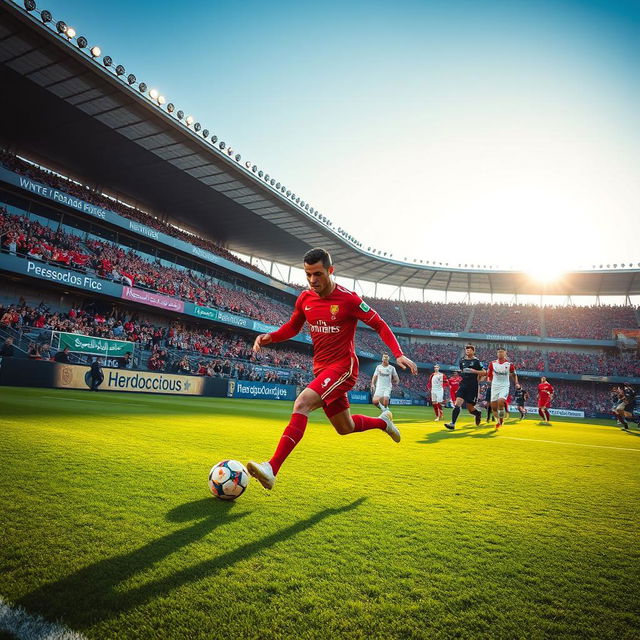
left=257, top=299, right=306, bottom=351
left=396, top=355, right=418, bottom=375
left=253, top=333, right=272, bottom=352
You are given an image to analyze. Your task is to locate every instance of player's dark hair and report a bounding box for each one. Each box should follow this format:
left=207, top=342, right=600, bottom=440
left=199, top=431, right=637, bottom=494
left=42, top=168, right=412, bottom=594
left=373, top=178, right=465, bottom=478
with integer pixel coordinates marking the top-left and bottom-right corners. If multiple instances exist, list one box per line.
left=497, top=346, right=506, bottom=351
left=465, top=344, right=475, bottom=351
left=303, top=248, right=332, bottom=269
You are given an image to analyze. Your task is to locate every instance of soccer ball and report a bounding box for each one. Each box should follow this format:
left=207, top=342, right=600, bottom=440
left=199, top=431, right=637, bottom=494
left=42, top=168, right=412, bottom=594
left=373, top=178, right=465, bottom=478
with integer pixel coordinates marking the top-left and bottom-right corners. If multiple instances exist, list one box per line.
left=208, top=460, right=250, bottom=500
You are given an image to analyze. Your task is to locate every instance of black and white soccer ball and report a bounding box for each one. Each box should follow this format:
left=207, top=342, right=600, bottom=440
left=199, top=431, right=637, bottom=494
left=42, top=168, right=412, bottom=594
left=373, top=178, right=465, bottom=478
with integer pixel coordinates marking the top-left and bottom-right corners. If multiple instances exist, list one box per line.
left=208, top=460, right=250, bottom=500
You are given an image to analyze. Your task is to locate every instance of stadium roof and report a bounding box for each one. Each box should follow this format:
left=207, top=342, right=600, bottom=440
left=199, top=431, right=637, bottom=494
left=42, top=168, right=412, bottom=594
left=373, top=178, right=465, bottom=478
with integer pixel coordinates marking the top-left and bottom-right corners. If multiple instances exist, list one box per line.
left=1, top=0, right=639, bottom=297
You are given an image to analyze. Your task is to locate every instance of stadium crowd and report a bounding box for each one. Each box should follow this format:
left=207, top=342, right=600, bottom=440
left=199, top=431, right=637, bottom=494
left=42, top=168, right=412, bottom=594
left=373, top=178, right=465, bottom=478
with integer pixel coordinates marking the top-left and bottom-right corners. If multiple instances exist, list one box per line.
left=543, top=305, right=638, bottom=340
left=0, top=150, right=274, bottom=279
left=470, top=303, right=542, bottom=336
left=547, top=350, right=640, bottom=377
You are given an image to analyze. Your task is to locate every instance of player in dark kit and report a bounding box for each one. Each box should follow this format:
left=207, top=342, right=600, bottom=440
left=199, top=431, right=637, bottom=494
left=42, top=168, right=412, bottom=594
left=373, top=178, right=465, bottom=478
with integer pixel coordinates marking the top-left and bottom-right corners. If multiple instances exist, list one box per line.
left=483, top=382, right=494, bottom=423
left=514, top=383, right=529, bottom=420
left=616, top=382, right=638, bottom=432
left=247, top=248, right=418, bottom=490
left=445, top=345, right=486, bottom=430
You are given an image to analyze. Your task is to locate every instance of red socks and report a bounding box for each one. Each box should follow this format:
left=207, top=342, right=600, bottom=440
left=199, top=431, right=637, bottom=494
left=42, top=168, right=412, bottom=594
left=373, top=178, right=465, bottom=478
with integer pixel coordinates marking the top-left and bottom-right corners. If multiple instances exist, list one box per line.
left=269, top=413, right=308, bottom=475
left=539, top=409, right=546, bottom=420
left=352, top=414, right=386, bottom=432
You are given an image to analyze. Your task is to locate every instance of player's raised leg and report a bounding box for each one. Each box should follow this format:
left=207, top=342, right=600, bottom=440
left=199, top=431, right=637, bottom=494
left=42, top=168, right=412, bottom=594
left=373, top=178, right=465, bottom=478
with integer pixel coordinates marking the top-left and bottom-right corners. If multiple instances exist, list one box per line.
left=247, top=387, right=322, bottom=490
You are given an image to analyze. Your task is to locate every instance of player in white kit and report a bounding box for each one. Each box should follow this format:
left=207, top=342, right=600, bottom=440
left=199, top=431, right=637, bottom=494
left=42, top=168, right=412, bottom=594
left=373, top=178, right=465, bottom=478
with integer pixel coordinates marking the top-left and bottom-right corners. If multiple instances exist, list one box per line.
left=371, top=353, right=399, bottom=414
left=427, top=364, right=449, bottom=421
left=486, top=347, right=518, bottom=429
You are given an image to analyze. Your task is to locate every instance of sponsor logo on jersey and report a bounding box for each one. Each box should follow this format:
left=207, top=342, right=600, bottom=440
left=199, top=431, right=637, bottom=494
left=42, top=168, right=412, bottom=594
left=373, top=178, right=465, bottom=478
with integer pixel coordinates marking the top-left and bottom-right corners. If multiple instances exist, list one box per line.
left=304, top=306, right=312, bottom=311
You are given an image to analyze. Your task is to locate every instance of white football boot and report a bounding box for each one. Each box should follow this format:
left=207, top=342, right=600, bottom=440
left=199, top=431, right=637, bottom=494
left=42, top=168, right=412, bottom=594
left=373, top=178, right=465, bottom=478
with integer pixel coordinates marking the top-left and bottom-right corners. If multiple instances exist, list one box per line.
left=380, top=410, right=401, bottom=443
left=247, top=460, right=275, bottom=490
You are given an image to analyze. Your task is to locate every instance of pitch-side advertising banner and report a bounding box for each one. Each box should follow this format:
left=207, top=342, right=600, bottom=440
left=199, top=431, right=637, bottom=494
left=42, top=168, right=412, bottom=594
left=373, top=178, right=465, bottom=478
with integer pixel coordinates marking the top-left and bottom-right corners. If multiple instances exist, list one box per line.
left=507, top=405, right=585, bottom=418
left=54, top=365, right=204, bottom=395
left=226, top=379, right=296, bottom=400
left=58, top=332, right=133, bottom=357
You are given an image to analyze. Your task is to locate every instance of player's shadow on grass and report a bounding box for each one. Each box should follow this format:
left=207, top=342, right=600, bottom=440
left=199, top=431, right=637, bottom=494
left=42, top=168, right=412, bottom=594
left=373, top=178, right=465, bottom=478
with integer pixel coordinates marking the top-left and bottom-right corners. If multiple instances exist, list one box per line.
left=417, top=425, right=498, bottom=445
left=18, top=496, right=367, bottom=629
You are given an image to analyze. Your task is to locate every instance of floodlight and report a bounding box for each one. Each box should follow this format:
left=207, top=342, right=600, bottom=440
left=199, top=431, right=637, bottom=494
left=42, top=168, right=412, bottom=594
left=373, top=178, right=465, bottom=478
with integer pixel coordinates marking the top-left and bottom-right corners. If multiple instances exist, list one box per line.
left=177, top=110, right=184, bottom=120
left=127, top=74, right=136, bottom=85
left=149, top=88, right=159, bottom=100
left=211, top=135, right=218, bottom=143
left=166, top=103, right=175, bottom=113
left=286, top=190, right=291, bottom=196
left=252, top=165, right=257, bottom=172
left=310, top=207, right=314, bottom=213
left=90, top=46, right=101, bottom=58
left=76, top=36, right=87, bottom=49
left=281, top=186, right=286, bottom=193
left=103, top=56, right=113, bottom=67
left=245, top=161, right=252, bottom=169
left=158, top=95, right=166, bottom=105
left=227, top=148, right=233, bottom=156
left=138, top=82, right=147, bottom=93
left=300, top=201, right=305, bottom=207
left=24, top=0, right=36, bottom=11
left=66, top=27, right=76, bottom=39
left=258, top=170, right=264, bottom=178
left=56, top=21, right=67, bottom=34
left=235, top=154, right=241, bottom=161
left=296, top=197, right=300, bottom=203
left=194, top=122, right=202, bottom=132
left=115, top=64, right=125, bottom=75
left=264, top=174, right=270, bottom=181
left=185, top=115, right=194, bottom=125
left=270, top=179, right=275, bottom=186
left=40, top=10, right=51, bottom=22
left=275, top=182, right=281, bottom=189
left=219, top=141, right=226, bottom=149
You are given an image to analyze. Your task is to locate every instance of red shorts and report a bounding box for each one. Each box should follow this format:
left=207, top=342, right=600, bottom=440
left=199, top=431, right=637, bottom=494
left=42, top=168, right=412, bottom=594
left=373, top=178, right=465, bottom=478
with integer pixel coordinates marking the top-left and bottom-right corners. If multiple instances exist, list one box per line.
left=538, top=400, right=551, bottom=409
left=307, top=359, right=358, bottom=419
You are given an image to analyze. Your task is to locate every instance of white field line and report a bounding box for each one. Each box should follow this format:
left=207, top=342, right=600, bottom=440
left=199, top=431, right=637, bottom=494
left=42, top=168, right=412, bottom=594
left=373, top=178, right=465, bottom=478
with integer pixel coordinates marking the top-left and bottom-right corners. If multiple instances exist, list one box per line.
left=499, top=435, right=640, bottom=453
left=0, top=596, right=87, bottom=640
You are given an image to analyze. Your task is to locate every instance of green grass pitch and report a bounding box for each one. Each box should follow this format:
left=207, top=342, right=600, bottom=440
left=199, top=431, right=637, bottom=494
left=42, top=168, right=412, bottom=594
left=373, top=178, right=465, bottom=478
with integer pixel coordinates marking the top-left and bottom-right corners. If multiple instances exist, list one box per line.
left=1, top=386, right=639, bottom=639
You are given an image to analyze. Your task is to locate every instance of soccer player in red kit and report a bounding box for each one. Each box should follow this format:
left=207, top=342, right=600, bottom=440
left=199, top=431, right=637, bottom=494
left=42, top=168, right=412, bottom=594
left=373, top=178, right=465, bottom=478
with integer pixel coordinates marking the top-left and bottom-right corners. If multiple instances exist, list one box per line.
left=537, top=376, right=554, bottom=423
left=247, top=248, right=418, bottom=490
left=448, top=371, right=462, bottom=406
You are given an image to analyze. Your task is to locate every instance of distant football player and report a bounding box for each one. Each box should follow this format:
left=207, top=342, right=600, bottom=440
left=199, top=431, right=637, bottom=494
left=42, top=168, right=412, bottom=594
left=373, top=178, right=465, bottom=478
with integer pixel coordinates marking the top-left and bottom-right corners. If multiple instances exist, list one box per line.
left=514, top=383, right=529, bottom=420
left=445, top=345, right=485, bottom=430
left=537, top=376, right=554, bottom=423
left=487, top=347, right=518, bottom=429
left=427, top=364, right=449, bottom=421
left=616, top=382, right=637, bottom=432
left=248, top=248, right=417, bottom=490
left=371, top=353, right=399, bottom=413
left=482, top=382, right=494, bottom=423
left=448, top=370, right=462, bottom=407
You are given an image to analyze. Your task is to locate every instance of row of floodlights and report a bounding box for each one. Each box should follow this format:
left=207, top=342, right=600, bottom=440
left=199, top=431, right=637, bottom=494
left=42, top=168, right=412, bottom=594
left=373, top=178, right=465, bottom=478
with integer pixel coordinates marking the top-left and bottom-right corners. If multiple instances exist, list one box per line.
left=21, top=0, right=331, bottom=221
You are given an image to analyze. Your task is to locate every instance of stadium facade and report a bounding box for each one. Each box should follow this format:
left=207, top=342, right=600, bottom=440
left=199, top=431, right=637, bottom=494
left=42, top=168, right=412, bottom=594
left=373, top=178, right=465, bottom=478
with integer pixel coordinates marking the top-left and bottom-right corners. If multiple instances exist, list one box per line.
left=1, top=0, right=639, bottom=418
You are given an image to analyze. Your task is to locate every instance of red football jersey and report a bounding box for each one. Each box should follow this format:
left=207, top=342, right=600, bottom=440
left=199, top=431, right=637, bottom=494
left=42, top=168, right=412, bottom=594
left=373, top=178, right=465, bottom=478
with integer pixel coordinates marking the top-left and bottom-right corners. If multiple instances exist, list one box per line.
left=537, top=382, right=554, bottom=399
left=269, top=285, right=403, bottom=374
left=449, top=375, right=462, bottom=394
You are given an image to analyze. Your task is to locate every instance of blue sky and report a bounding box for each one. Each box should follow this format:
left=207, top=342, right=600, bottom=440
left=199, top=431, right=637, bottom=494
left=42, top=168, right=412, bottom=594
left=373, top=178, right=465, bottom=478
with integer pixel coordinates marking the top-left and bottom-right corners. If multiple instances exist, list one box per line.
left=36, top=0, right=640, bottom=277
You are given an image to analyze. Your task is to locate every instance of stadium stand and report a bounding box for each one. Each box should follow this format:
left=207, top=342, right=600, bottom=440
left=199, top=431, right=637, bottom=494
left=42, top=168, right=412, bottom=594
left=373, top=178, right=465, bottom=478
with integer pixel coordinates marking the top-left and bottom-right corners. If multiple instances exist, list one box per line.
left=0, top=151, right=277, bottom=280
left=469, top=303, right=542, bottom=336
left=544, top=305, right=638, bottom=340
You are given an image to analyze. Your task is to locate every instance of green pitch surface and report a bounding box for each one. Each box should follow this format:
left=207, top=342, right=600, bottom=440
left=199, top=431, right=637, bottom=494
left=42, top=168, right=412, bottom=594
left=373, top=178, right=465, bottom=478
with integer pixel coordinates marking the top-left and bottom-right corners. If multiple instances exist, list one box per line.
left=1, top=387, right=639, bottom=640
